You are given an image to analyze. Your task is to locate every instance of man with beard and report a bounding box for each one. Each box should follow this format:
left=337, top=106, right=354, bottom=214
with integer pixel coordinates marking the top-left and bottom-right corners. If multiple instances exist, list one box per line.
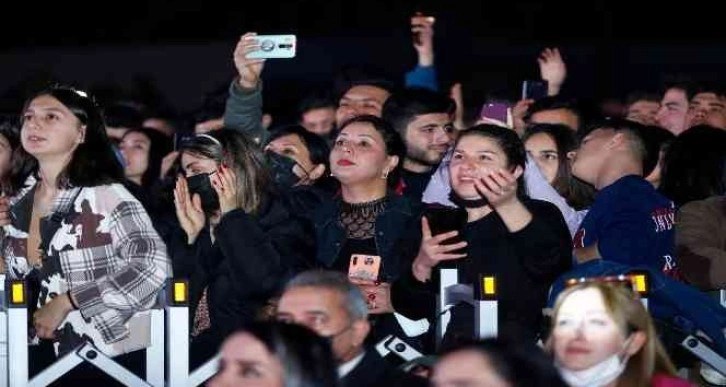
left=382, top=88, right=455, bottom=202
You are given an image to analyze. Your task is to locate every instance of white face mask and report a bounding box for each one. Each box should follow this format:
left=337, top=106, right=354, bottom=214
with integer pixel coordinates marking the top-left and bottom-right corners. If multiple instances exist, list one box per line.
left=556, top=337, right=632, bottom=387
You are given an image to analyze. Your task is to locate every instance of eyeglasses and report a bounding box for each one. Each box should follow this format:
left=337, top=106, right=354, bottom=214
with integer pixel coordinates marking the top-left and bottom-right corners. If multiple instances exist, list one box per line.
left=565, top=272, right=649, bottom=296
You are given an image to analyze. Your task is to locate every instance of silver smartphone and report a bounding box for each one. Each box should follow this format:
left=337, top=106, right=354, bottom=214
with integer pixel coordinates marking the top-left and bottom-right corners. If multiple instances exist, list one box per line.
left=247, top=35, right=297, bottom=59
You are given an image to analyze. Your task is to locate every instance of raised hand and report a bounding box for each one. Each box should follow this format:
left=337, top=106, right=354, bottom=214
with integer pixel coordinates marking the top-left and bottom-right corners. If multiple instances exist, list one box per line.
left=412, top=217, right=467, bottom=282
left=173, top=175, right=206, bottom=244
left=233, top=32, right=266, bottom=89
left=538, top=48, right=566, bottom=96
left=411, top=14, right=435, bottom=66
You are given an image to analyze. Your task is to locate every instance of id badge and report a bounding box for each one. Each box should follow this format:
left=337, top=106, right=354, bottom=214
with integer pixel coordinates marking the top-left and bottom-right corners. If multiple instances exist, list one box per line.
left=348, top=254, right=382, bottom=282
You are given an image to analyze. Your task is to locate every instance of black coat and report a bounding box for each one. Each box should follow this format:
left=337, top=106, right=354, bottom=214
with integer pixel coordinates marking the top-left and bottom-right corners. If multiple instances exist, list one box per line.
left=168, top=196, right=313, bottom=361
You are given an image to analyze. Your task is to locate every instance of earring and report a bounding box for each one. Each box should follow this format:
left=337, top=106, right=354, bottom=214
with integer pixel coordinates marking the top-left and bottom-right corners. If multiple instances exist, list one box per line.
left=381, top=170, right=389, bottom=179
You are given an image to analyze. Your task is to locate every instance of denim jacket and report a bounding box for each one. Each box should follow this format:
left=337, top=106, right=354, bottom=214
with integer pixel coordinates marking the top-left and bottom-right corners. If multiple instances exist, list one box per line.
left=311, top=194, right=420, bottom=283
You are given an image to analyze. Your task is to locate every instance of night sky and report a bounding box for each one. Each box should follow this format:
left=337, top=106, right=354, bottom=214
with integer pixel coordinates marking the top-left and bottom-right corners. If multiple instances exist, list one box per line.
left=2, top=0, right=721, bottom=48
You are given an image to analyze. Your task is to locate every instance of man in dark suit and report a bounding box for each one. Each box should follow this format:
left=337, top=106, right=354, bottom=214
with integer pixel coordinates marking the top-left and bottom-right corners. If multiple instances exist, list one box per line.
left=277, top=270, right=427, bottom=387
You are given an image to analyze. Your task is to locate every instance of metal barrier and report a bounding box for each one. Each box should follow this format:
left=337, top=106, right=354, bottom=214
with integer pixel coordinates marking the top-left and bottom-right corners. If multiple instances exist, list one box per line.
left=165, top=279, right=219, bottom=387
left=435, top=268, right=499, bottom=348
left=5, top=279, right=165, bottom=387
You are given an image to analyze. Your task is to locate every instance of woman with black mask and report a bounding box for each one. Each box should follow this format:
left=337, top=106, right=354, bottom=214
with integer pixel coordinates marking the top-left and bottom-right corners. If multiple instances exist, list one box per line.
left=263, top=125, right=336, bottom=219
left=169, top=129, right=313, bottom=367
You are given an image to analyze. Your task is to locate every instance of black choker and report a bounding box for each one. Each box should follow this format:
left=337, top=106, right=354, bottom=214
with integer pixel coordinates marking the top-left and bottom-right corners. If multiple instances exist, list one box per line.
left=449, top=191, right=489, bottom=209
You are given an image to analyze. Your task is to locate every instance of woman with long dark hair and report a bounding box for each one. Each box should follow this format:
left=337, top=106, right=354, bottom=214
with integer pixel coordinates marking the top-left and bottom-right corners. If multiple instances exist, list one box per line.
left=3, top=85, right=169, bottom=379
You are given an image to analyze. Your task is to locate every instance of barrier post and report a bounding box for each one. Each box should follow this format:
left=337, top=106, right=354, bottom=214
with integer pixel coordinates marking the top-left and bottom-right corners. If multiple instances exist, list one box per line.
left=166, top=279, right=190, bottom=387
left=8, top=280, right=29, bottom=387
left=473, top=274, right=498, bottom=339
left=436, top=267, right=458, bottom=348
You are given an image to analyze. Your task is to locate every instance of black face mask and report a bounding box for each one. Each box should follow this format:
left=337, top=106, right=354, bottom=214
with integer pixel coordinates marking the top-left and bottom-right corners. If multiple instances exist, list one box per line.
left=186, top=173, right=220, bottom=213
left=267, top=152, right=307, bottom=190
left=449, top=190, right=489, bottom=209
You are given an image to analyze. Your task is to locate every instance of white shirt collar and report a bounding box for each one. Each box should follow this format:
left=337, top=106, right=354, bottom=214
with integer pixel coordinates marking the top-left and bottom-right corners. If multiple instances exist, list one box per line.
left=337, top=351, right=366, bottom=378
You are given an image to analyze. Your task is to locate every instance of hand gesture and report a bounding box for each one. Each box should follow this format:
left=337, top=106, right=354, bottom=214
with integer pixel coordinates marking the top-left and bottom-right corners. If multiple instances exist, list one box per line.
left=512, top=99, right=535, bottom=136
left=210, top=164, right=239, bottom=215
left=411, top=14, right=435, bottom=66
left=537, top=48, right=566, bottom=95
left=173, top=175, right=206, bottom=244
left=33, top=294, right=73, bottom=339
left=348, top=277, right=395, bottom=314
left=412, top=217, right=467, bottom=282
left=473, top=169, right=520, bottom=209
left=233, top=32, right=266, bottom=89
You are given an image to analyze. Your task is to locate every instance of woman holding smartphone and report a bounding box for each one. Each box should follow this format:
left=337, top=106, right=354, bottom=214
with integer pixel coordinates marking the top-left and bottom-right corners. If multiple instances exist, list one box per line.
left=395, top=124, right=572, bottom=346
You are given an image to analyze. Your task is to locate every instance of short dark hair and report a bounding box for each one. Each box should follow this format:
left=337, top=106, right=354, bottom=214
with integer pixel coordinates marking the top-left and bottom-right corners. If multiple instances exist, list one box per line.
left=297, top=93, right=336, bottom=119
left=229, top=321, right=338, bottom=387
left=525, top=96, right=582, bottom=130
left=336, top=115, right=405, bottom=188
left=625, top=91, right=661, bottom=108
left=333, top=64, right=396, bottom=101
left=659, top=79, right=696, bottom=102
left=382, top=88, right=455, bottom=136
left=438, top=338, right=568, bottom=387
left=10, top=85, right=124, bottom=195
left=586, top=118, right=667, bottom=177
left=691, top=81, right=726, bottom=99
left=266, top=124, right=331, bottom=167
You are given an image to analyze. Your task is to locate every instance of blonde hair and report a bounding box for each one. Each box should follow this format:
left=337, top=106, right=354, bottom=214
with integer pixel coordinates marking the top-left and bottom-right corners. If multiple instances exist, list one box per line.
left=547, top=282, right=677, bottom=387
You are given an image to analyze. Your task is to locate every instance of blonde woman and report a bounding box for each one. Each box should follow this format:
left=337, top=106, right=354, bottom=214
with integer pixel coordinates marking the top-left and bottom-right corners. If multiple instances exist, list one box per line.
left=548, top=280, right=691, bottom=387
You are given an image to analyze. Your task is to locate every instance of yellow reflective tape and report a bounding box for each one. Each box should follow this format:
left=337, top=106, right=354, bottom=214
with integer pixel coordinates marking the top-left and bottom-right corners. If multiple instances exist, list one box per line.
left=11, top=282, right=24, bottom=305
left=483, top=277, right=496, bottom=295
left=173, top=282, right=187, bottom=303
left=632, top=274, right=647, bottom=293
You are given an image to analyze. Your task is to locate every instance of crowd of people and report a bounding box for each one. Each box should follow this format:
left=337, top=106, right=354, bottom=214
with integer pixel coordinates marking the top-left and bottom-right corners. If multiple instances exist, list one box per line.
left=1, top=15, right=726, bottom=387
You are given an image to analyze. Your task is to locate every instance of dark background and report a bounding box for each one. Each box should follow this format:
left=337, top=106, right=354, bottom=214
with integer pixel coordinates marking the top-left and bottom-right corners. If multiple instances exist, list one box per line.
left=2, top=0, right=725, bottom=121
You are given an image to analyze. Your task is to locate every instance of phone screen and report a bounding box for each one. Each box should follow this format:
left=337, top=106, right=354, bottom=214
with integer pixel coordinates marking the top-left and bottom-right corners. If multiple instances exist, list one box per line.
left=424, top=206, right=467, bottom=249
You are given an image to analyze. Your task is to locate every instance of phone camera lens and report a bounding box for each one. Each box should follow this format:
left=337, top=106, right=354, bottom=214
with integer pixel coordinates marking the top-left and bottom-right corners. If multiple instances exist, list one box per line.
left=260, top=40, right=275, bottom=52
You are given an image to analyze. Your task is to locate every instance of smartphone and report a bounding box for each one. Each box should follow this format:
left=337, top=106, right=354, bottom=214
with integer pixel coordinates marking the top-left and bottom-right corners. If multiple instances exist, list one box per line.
left=411, top=13, right=435, bottom=46
left=522, top=80, right=549, bottom=100
left=424, top=206, right=467, bottom=245
left=348, top=254, right=382, bottom=282
left=479, top=102, right=510, bottom=124
left=246, top=35, right=297, bottom=59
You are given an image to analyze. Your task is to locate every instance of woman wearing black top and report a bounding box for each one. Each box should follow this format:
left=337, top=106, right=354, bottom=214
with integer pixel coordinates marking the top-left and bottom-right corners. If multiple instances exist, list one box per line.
left=311, top=115, right=421, bottom=344
left=396, top=124, right=572, bottom=346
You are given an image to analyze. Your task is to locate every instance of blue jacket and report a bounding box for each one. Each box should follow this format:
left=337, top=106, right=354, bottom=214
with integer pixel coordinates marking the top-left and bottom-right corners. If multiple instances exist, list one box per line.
left=311, top=194, right=421, bottom=282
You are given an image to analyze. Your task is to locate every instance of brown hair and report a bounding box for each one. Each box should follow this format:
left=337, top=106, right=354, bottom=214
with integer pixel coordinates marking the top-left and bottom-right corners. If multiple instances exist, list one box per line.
left=547, top=282, right=677, bottom=387
left=179, top=129, right=270, bottom=214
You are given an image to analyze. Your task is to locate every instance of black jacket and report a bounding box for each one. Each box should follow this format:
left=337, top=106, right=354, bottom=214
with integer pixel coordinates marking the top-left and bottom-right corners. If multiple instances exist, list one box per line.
left=340, top=351, right=427, bottom=387
left=168, top=196, right=313, bottom=358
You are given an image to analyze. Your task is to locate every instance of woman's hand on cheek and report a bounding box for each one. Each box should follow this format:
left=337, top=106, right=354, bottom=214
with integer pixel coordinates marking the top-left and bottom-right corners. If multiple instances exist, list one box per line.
left=474, top=169, right=519, bottom=208
left=211, top=164, right=239, bottom=215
